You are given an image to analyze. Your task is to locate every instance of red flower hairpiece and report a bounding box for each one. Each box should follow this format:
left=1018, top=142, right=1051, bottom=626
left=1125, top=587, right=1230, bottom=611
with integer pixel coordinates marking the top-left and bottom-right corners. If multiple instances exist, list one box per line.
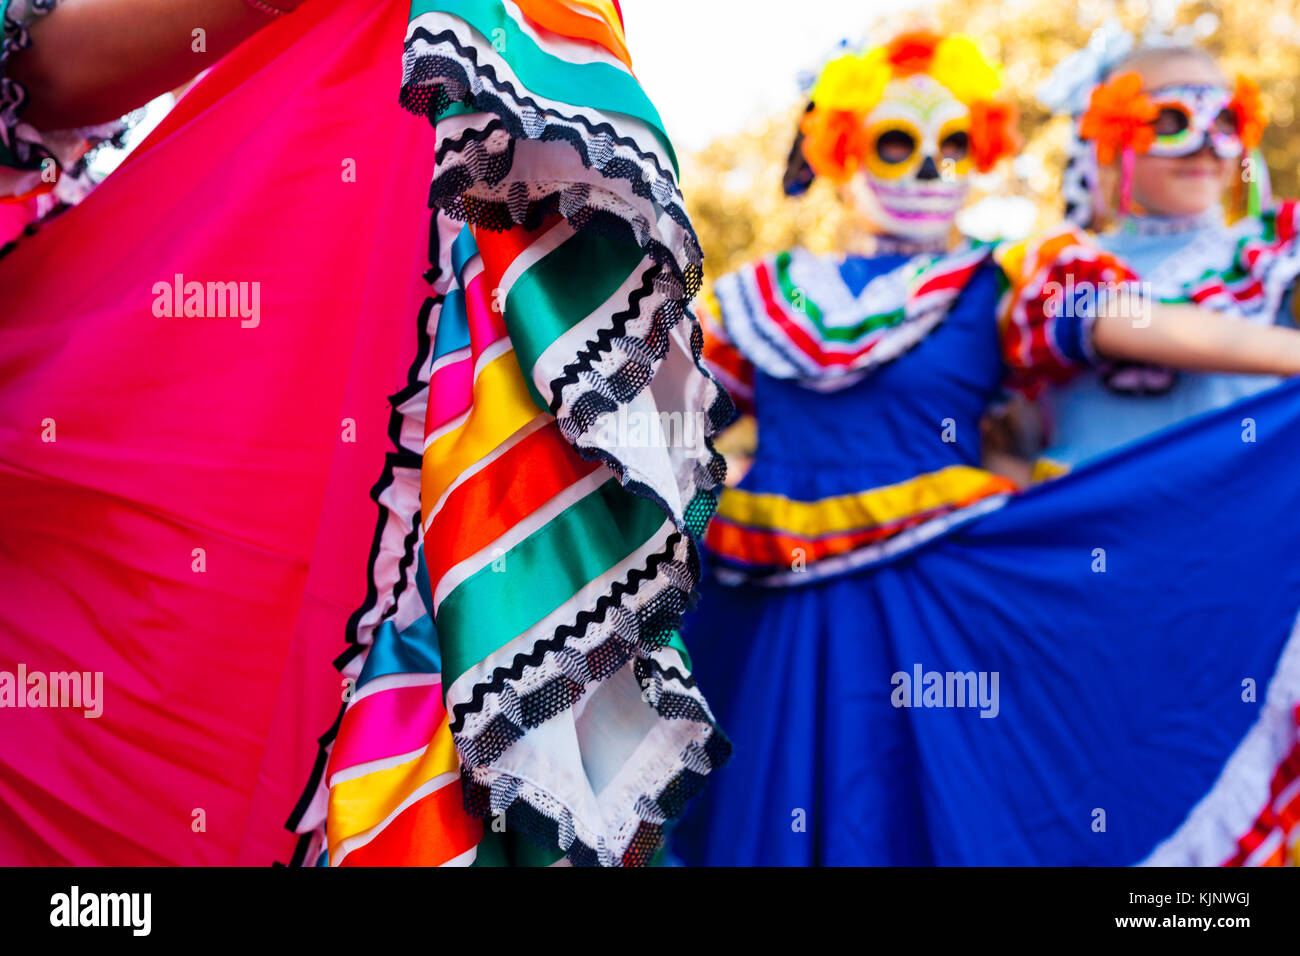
left=1078, top=71, right=1157, bottom=164
left=969, top=99, right=1021, bottom=172
left=797, top=108, right=868, bottom=183
left=886, top=30, right=942, bottom=75
left=1230, top=75, right=1267, bottom=151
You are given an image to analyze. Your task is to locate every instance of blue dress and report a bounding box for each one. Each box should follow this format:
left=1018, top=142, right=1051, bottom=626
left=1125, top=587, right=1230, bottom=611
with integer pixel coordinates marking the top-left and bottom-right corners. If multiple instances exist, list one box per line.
left=675, top=231, right=1300, bottom=866
left=680, top=254, right=1009, bottom=864
left=735, top=256, right=1004, bottom=519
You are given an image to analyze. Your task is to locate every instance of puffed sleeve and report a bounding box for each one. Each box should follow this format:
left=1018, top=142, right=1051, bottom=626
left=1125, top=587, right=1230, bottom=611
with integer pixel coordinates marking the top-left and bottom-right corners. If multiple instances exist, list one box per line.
left=697, top=290, right=756, bottom=416
left=996, top=224, right=1141, bottom=398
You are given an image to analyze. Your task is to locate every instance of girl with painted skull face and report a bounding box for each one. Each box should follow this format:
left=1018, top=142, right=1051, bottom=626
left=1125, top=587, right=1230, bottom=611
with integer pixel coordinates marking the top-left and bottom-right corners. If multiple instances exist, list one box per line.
left=1020, top=39, right=1300, bottom=471
left=673, top=29, right=1300, bottom=866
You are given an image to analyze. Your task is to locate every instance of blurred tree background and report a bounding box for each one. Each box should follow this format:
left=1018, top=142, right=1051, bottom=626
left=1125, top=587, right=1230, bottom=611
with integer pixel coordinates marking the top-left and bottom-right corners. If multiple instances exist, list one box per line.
left=681, top=0, right=1300, bottom=282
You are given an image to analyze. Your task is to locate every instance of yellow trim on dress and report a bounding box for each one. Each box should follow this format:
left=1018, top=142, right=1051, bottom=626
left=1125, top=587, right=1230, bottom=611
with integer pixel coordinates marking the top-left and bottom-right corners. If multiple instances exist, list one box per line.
left=1031, top=457, right=1071, bottom=483
left=716, top=464, right=1010, bottom=536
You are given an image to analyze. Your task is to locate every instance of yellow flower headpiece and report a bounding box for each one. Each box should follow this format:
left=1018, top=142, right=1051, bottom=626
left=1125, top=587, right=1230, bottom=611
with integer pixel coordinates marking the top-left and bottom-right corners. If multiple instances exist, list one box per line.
left=798, top=31, right=1017, bottom=183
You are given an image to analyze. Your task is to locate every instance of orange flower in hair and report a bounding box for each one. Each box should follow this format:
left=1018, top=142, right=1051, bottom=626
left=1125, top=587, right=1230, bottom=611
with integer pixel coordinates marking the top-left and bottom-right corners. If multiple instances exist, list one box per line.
left=1230, top=75, right=1267, bottom=150
left=798, top=108, right=869, bottom=183
left=969, top=99, right=1021, bottom=172
left=1079, top=71, right=1157, bottom=164
left=886, top=31, right=942, bottom=75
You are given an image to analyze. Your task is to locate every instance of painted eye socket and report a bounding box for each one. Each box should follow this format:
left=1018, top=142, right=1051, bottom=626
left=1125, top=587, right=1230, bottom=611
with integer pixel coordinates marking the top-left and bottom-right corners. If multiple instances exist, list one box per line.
left=876, top=129, right=917, bottom=164
left=1212, top=108, right=1239, bottom=136
left=1153, top=107, right=1190, bottom=137
left=940, top=130, right=969, bottom=162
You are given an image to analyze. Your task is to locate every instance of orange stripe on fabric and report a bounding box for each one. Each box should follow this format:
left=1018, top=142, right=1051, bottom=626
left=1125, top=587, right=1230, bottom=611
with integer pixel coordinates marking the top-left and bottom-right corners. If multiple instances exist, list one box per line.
left=327, top=717, right=460, bottom=847
left=512, top=0, right=632, bottom=68
left=707, top=518, right=898, bottom=567
left=424, top=420, right=601, bottom=589
left=338, top=779, right=482, bottom=867
left=1257, top=843, right=1287, bottom=867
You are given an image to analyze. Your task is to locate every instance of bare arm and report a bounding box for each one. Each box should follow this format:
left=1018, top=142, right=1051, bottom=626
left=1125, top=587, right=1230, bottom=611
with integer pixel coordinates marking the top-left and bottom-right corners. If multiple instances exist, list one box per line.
left=1092, top=302, right=1300, bottom=378
left=8, top=0, right=305, bottom=130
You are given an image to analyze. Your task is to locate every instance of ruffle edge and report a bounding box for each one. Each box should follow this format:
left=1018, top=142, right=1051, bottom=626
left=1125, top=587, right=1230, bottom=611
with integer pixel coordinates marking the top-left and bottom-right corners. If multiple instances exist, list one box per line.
left=290, top=9, right=735, bottom=867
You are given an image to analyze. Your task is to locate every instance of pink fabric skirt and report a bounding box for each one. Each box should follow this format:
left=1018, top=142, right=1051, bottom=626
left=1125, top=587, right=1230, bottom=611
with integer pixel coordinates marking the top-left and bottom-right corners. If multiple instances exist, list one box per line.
left=0, top=0, right=437, bottom=864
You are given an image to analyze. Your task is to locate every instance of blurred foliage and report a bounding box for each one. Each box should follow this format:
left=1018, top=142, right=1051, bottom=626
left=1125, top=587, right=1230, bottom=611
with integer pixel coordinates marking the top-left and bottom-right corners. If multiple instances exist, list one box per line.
left=680, top=0, right=1300, bottom=283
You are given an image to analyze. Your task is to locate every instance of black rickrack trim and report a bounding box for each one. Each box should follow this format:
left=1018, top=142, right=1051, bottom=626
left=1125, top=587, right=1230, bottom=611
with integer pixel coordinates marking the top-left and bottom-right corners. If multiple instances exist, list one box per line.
left=544, top=217, right=688, bottom=410
left=396, top=28, right=730, bottom=520
left=451, top=531, right=688, bottom=740
left=399, top=27, right=692, bottom=236
left=424, top=194, right=732, bottom=861
left=440, top=240, right=733, bottom=741
left=423, top=141, right=702, bottom=303
left=282, top=462, right=425, bottom=845
left=402, top=69, right=735, bottom=694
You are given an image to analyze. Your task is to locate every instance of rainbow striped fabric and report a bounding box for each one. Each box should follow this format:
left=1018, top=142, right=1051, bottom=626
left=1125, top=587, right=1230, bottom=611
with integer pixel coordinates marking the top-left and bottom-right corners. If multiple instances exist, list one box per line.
left=289, top=0, right=734, bottom=866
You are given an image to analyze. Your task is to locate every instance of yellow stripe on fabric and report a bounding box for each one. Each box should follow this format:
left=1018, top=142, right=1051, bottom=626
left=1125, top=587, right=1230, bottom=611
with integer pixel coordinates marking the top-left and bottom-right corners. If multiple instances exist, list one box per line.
left=1031, top=457, right=1070, bottom=483
left=716, top=465, right=1005, bottom=536
left=326, top=717, right=460, bottom=847
left=423, top=349, right=542, bottom=507
left=994, top=238, right=1029, bottom=290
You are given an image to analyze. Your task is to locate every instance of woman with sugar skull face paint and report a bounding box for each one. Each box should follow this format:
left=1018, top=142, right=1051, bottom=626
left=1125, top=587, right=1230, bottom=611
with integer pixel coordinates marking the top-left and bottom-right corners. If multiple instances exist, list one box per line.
left=844, top=76, right=978, bottom=242
left=672, top=29, right=1300, bottom=866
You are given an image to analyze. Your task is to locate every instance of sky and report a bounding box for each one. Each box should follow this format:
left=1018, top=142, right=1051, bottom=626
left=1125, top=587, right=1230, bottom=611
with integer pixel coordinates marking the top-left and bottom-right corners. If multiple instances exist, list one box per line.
left=620, top=0, right=932, bottom=151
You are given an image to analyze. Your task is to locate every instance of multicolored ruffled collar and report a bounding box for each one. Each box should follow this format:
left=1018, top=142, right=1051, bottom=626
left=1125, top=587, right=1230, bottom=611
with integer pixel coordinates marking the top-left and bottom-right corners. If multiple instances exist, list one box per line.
left=711, top=242, right=994, bottom=391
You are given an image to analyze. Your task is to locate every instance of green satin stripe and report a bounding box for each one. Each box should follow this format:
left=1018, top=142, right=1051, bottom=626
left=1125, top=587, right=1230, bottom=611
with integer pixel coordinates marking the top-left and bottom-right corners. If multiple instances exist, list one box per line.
left=504, top=226, right=647, bottom=408
left=438, top=477, right=670, bottom=685
left=409, top=0, right=678, bottom=173
left=773, top=252, right=906, bottom=342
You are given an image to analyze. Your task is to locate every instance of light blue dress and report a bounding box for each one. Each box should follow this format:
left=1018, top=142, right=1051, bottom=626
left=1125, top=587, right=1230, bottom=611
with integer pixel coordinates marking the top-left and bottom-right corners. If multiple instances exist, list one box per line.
left=1043, top=208, right=1297, bottom=467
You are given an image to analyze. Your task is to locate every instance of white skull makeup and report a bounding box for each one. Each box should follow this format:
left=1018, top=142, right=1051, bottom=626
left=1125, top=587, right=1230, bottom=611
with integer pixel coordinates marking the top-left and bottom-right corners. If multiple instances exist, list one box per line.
left=849, top=74, right=972, bottom=241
